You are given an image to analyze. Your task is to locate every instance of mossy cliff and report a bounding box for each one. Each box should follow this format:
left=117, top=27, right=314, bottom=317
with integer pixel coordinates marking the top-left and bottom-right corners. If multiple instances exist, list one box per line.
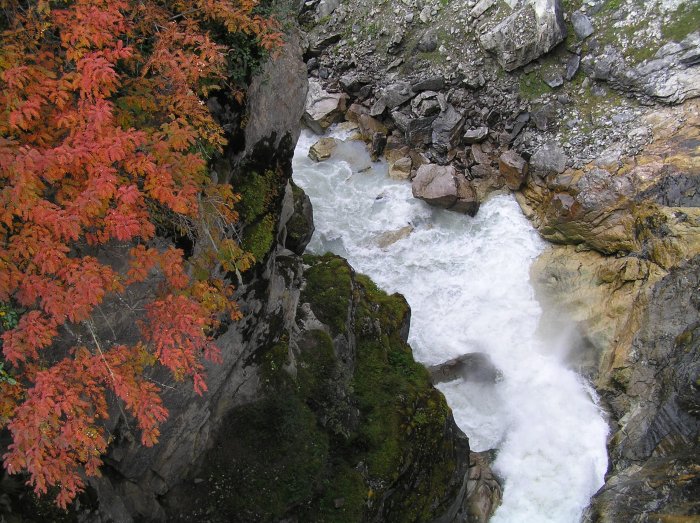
left=166, top=254, right=484, bottom=522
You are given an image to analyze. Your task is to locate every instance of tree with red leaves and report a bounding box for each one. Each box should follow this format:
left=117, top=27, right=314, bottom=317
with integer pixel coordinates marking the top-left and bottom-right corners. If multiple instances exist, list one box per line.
left=0, top=0, right=281, bottom=508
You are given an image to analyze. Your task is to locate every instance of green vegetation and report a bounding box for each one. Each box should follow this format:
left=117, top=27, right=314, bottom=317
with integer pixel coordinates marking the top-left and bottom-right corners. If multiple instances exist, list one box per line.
left=242, top=213, right=276, bottom=262
left=662, top=2, right=700, bottom=41
left=519, top=71, right=551, bottom=100
left=175, top=255, right=463, bottom=522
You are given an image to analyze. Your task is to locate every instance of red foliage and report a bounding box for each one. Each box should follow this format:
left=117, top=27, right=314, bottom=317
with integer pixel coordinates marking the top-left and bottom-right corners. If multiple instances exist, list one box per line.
left=0, top=0, right=282, bottom=507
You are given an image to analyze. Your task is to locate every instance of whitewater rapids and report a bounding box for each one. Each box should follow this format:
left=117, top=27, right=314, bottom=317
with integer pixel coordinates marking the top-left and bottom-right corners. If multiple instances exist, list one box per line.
left=292, top=130, right=608, bottom=523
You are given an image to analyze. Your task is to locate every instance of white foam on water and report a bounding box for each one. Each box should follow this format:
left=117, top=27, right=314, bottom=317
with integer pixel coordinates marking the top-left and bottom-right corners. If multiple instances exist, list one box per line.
left=292, top=129, right=608, bottom=523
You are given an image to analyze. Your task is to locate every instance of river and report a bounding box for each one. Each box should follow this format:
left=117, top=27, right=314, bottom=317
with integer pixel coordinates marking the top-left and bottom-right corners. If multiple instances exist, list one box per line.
left=292, top=130, right=609, bottom=523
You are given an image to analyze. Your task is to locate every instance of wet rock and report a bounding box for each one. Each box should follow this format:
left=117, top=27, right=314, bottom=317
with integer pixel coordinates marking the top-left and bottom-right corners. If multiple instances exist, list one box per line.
left=428, top=353, right=501, bottom=385
left=375, top=225, right=415, bottom=248
left=303, top=79, right=348, bottom=134
left=479, top=0, right=567, bottom=71
left=284, top=183, right=315, bottom=255
left=370, top=132, right=387, bottom=161
left=412, top=164, right=460, bottom=208
left=412, top=164, right=479, bottom=215
left=499, top=150, right=528, bottom=190
left=357, top=114, right=388, bottom=141
left=345, top=103, right=369, bottom=123
left=466, top=451, right=503, bottom=523
left=571, top=11, right=594, bottom=40
left=308, top=137, right=338, bottom=162
left=464, top=126, right=489, bottom=144
left=389, top=156, right=413, bottom=180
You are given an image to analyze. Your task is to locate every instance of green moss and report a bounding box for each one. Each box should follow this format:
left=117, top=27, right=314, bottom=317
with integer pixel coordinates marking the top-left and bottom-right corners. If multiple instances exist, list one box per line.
left=519, top=71, right=551, bottom=100
left=242, top=213, right=275, bottom=262
left=183, top=396, right=329, bottom=522
left=301, top=254, right=353, bottom=335
left=237, top=169, right=280, bottom=223
left=663, top=3, right=700, bottom=42
left=175, top=254, right=462, bottom=522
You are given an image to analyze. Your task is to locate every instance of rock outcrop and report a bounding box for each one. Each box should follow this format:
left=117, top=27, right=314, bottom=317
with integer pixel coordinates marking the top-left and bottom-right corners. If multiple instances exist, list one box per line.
left=479, top=0, right=567, bottom=71
left=527, top=100, right=700, bottom=520
left=164, top=255, right=500, bottom=522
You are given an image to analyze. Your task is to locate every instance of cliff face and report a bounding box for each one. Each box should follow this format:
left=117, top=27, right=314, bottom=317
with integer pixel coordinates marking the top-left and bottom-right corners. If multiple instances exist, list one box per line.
left=45, top=22, right=484, bottom=523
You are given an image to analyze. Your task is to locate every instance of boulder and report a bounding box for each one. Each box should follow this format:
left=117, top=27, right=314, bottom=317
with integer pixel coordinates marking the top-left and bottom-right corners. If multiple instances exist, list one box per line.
left=499, top=150, right=528, bottom=190
left=464, top=126, right=489, bottom=144
left=412, top=164, right=459, bottom=208
left=375, top=225, right=414, bottom=248
left=428, top=353, right=501, bottom=385
left=530, top=141, right=568, bottom=176
left=339, top=73, right=372, bottom=95
left=412, top=164, right=479, bottom=215
left=357, top=114, right=388, bottom=140
left=411, top=76, right=445, bottom=92
left=345, top=103, right=369, bottom=123
left=308, top=137, right=338, bottom=162
left=417, top=29, right=438, bottom=52
left=406, top=116, right=438, bottom=147
left=479, top=0, right=567, bottom=71
left=432, top=105, right=465, bottom=154
left=377, top=81, right=414, bottom=112
left=571, top=11, right=594, bottom=40
left=582, top=32, right=700, bottom=104
left=389, top=156, right=413, bottom=180
left=411, top=91, right=441, bottom=118
left=303, top=79, right=348, bottom=134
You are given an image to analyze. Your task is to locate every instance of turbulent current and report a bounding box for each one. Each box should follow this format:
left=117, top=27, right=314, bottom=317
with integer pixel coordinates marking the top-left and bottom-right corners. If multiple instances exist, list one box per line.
left=292, top=130, right=609, bottom=523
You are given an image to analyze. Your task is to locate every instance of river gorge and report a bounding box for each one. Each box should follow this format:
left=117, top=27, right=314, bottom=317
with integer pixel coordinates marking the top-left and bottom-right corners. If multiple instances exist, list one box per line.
left=293, top=129, right=609, bottom=522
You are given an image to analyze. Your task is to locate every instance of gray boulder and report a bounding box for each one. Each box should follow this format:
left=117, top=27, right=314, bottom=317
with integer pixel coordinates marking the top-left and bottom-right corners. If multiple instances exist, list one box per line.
left=479, top=0, right=567, bottom=71
left=303, top=79, right=348, bottom=133
left=530, top=141, right=568, bottom=176
left=571, top=11, right=594, bottom=40
left=412, top=164, right=479, bottom=215
left=464, top=126, right=489, bottom=144
left=432, top=105, right=465, bottom=154
left=582, top=32, right=700, bottom=104
left=428, top=353, right=501, bottom=385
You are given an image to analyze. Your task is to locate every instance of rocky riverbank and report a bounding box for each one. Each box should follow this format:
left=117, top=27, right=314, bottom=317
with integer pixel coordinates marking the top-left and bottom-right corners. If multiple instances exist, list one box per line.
left=299, top=0, right=699, bottom=520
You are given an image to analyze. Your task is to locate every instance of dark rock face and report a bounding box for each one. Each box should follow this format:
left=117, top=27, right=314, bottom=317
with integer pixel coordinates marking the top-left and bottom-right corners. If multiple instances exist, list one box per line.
left=428, top=353, right=501, bottom=385
left=78, top=30, right=311, bottom=523
left=584, top=256, right=700, bottom=522
left=164, top=255, right=496, bottom=522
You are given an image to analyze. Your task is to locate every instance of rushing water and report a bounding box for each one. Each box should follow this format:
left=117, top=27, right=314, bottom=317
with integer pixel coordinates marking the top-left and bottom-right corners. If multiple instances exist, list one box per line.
left=292, top=129, right=609, bottom=523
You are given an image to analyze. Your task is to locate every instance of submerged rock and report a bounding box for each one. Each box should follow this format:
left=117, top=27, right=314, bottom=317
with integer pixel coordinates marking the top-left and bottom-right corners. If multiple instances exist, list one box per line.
left=428, top=353, right=502, bottom=385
